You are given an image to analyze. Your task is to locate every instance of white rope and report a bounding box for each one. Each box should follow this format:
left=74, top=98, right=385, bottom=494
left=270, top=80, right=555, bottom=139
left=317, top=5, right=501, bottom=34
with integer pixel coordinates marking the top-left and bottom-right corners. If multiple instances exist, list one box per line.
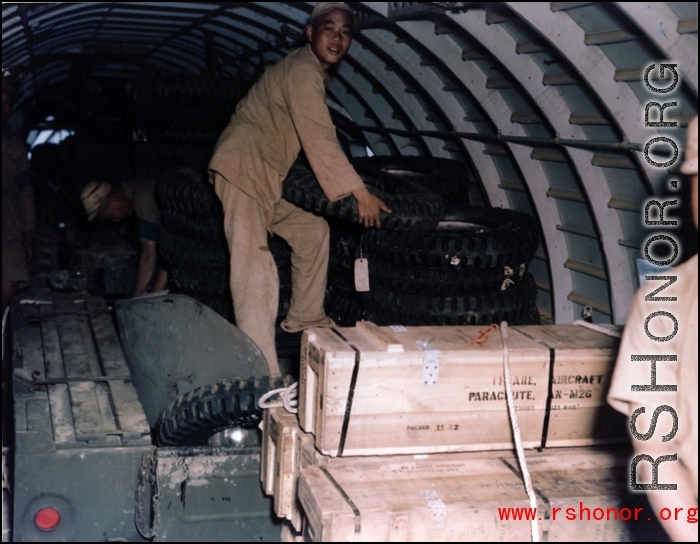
left=500, top=321, right=539, bottom=542
left=258, top=381, right=298, bottom=414
left=573, top=319, right=621, bottom=338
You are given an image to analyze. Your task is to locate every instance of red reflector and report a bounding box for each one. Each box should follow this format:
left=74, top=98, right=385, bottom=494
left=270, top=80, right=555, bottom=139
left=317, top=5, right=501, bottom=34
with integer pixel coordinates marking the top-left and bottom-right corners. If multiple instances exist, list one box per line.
left=35, top=507, right=61, bottom=531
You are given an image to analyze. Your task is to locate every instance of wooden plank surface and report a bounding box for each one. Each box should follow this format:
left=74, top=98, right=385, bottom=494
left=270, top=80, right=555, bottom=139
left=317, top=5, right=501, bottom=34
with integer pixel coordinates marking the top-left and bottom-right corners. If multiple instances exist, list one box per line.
left=57, top=315, right=103, bottom=378
left=39, top=302, right=55, bottom=317
left=261, top=411, right=276, bottom=496
left=514, top=325, right=625, bottom=447
left=41, top=317, right=65, bottom=379
left=283, top=408, right=548, bottom=532
left=15, top=325, right=46, bottom=381
left=20, top=302, right=41, bottom=321
left=300, top=461, right=534, bottom=542
left=69, top=381, right=118, bottom=441
left=53, top=298, right=86, bottom=316
left=306, top=325, right=550, bottom=456
left=297, top=449, right=635, bottom=542
left=299, top=329, right=355, bottom=434
left=514, top=324, right=620, bottom=351
left=24, top=398, right=53, bottom=437
left=47, top=383, right=78, bottom=445
left=91, top=313, right=131, bottom=376
left=108, top=380, right=150, bottom=439
left=14, top=294, right=150, bottom=448
left=263, top=407, right=303, bottom=522
left=86, top=297, right=109, bottom=315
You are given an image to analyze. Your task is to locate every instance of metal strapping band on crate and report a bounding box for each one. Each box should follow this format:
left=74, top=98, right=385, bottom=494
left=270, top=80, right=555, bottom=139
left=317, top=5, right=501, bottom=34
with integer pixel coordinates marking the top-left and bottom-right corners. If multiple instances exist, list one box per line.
left=511, top=327, right=559, bottom=450
left=330, top=329, right=361, bottom=457
left=319, top=466, right=362, bottom=540
left=540, top=348, right=556, bottom=449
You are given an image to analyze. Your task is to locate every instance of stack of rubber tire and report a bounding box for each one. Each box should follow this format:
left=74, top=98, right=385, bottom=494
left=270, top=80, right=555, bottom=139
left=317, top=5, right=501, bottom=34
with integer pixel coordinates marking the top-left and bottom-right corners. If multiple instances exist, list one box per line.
left=155, top=168, right=293, bottom=331
left=157, top=157, right=540, bottom=337
left=283, top=156, right=541, bottom=327
left=131, top=76, right=248, bottom=178
left=282, top=158, right=442, bottom=326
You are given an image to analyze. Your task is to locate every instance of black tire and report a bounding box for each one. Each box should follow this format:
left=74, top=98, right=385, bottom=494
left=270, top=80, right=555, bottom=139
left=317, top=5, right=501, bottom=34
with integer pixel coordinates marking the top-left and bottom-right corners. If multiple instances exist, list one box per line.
left=185, top=292, right=291, bottom=326
left=282, top=160, right=444, bottom=232
left=326, top=219, right=363, bottom=292
left=187, top=292, right=235, bottom=322
left=364, top=208, right=539, bottom=271
left=367, top=259, right=525, bottom=296
left=328, top=255, right=357, bottom=293
left=181, top=283, right=292, bottom=326
left=156, top=376, right=289, bottom=447
left=328, top=218, right=363, bottom=261
left=363, top=272, right=538, bottom=326
left=161, top=230, right=291, bottom=284
left=325, top=284, right=365, bottom=327
left=171, top=266, right=229, bottom=296
left=162, top=208, right=225, bottom=239
left=523, top=305, right=542, bottom=325
left=156, top=167, right=222, bottom=216
left=165, top=234, right=292, bottom=317
left=159, top=228, right=229, bottom=269
left=351, top=156, right=475, bottom=208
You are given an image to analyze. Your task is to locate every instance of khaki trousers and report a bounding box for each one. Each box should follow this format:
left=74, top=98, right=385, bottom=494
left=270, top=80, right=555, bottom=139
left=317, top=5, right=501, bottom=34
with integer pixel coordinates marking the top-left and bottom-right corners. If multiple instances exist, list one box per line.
left=213, top=173, right=330, bottom=378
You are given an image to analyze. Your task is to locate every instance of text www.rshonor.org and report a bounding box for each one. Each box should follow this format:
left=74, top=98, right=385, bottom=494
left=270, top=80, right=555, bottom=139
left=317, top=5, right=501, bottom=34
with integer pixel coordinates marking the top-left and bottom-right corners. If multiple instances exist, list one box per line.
left=498, top=504, right=699, bottom=523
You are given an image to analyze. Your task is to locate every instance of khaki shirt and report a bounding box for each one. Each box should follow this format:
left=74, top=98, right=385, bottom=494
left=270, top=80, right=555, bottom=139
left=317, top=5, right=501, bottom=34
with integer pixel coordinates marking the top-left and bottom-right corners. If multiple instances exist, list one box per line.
left=209, top=44, right=365, bottom=227
left=2, top=131, right=35, bottom=243
left=607, top=253, right=698, bottom=497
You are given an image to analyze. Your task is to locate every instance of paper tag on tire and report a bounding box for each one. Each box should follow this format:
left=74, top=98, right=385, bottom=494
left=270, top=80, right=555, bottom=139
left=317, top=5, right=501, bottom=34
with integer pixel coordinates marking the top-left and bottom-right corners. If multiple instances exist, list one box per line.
left=354, top=258, right=370, bottom=292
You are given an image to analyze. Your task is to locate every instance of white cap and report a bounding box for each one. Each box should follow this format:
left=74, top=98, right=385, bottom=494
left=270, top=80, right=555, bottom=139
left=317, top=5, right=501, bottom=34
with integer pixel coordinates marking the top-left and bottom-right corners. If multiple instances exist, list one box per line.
left=80, top=181, right=113, bottom=221
left=310, top=2, right=356, bottom=26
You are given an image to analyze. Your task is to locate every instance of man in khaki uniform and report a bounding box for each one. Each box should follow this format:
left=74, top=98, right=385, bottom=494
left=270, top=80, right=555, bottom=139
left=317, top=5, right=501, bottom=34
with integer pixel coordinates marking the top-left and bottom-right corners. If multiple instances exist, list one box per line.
left=209, top=3, right=389, bottom=377
left=2, top=76, right=35, bottom=313
left=607, top=117, right=698, bottom=542
left=81, top=178, right=168, bottom=297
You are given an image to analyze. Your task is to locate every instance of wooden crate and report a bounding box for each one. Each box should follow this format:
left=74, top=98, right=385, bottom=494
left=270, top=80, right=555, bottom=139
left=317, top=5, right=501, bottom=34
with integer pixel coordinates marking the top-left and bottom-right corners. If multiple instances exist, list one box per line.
left=262, top=406, right=515, bottom=531
left=296, top=425, right=513, bottom=472
left=261, top=407, right=305, bottom=523
left=513, top=325, right=626, bottom=447
left=299, top=322, right=551, bottom=456
left=280, top=521, right=305, bottom=543
left=297, top=448, right=647, bottom=542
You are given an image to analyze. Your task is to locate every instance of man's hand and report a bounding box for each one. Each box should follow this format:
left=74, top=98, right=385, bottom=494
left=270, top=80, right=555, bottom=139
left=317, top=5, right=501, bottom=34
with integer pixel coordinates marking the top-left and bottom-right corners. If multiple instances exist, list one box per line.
left=23, top=232, right=33, bottom=263
left=352, top=186, right=391, bottom=228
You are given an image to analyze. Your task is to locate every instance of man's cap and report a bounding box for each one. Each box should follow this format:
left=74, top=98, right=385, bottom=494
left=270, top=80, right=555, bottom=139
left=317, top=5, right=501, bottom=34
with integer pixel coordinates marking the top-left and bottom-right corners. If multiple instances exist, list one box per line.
left=81, top=181, right=113, bottom=221
left=680, top=116, right=698, bottom=176
left=310, top=2, right=356, bottom=26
